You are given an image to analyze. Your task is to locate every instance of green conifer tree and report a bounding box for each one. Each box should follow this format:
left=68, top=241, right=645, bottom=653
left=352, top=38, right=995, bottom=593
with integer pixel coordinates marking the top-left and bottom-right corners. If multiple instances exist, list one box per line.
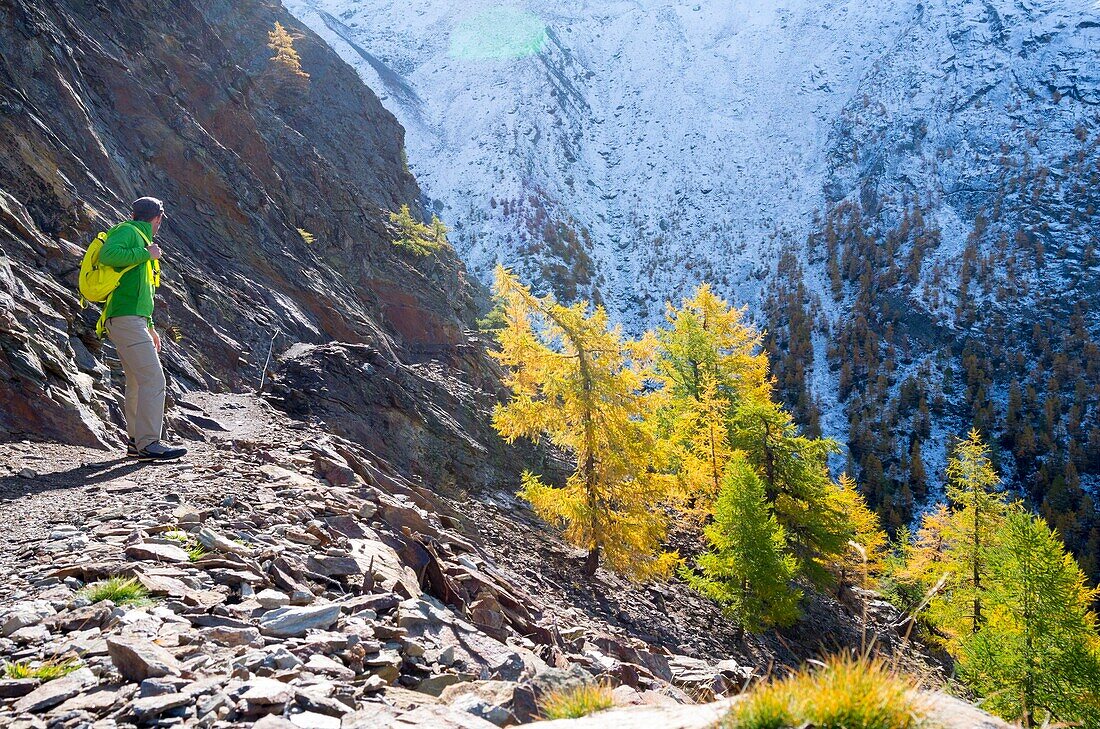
left=957, top=509, right=1100, bottom=728
left=729, top=397, right=851, bottom=587
left=682, top=453, right=802, bottom=634
left=939, top=429, right=1008, bottom=638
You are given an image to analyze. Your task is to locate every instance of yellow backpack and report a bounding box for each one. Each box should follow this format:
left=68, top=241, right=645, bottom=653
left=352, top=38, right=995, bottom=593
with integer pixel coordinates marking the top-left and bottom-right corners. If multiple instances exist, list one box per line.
left=78, top=222, right=160, bottom=336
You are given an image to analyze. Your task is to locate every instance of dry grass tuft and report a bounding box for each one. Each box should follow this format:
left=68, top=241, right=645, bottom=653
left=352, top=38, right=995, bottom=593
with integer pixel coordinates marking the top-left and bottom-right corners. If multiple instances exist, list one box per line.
left=3, top=658, right=81, bottom=681
left=539, top=682, right=616, bottom=720
left=724, top=654, right=931, bottom=729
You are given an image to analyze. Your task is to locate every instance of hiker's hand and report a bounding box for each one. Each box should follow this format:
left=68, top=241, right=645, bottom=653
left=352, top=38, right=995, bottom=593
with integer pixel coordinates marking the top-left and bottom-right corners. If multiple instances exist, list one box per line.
left=148, top=243, right=162, bottom=260
left=151, top=328, right=161, bottom=353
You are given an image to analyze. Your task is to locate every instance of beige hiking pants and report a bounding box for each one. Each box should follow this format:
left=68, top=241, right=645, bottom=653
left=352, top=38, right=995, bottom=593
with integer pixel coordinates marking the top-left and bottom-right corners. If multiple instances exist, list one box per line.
left=107, top=316, right=165, bottom=450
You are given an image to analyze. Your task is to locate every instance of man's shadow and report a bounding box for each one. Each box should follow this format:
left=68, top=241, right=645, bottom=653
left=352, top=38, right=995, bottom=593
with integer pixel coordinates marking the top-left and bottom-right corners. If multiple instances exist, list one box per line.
left=0, top=458, right=148, bottom=500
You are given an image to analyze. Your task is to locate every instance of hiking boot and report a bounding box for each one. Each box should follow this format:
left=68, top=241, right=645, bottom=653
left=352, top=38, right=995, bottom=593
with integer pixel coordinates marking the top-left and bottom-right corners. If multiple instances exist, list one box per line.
left=126, top=439, right=140, bottom=458
left=137, top=441, right=188, bottom=462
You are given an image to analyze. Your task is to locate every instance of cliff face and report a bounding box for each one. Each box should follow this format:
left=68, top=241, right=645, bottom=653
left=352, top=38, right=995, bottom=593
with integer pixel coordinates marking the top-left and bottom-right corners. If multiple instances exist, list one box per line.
left=0, top=0, right=505, bottom=483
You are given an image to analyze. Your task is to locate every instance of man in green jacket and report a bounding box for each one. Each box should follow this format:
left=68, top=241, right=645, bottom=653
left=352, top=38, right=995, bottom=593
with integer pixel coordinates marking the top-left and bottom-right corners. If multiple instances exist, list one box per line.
left=99, top=197, right=187, bottom=461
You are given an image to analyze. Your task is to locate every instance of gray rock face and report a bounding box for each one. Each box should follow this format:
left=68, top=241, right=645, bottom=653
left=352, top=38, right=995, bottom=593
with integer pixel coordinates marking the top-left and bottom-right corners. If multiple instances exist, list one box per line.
left=511, top=666, right=595, bottom=723
left=259, top=604, right=341, bottom=637
left=12, top=668, right=96, bottom=714
left=131, top=691, right=194, bottom=721
left=107, top=636, right=183, bottom=683
left=200, top=625, right=263, bottom=647
left=0, top=0, right=498, bottom=496
left=125, top=542, right=192, bottom=564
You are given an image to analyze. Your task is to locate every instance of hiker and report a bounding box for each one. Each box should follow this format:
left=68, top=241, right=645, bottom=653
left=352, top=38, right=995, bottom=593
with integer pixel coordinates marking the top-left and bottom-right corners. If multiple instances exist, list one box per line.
left=98, top=197, right=187, bottom=461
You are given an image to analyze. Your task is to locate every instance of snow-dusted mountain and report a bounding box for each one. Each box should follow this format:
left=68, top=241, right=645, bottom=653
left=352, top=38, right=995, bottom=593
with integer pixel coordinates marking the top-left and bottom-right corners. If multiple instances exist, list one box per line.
left=288, top=0, right=1100, bottom=573
left=287, top=0, right=908, bottom=318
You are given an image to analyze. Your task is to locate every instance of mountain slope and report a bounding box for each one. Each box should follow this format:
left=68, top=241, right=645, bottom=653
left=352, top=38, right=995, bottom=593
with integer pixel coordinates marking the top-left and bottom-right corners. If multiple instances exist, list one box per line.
left=289, top=0, right=1100, bottom=572
left=0, top=0, right=511, bottom=486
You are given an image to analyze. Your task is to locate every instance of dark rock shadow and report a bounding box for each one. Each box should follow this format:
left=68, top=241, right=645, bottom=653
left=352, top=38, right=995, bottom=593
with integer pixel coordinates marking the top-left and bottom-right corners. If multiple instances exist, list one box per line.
left=0, top=458, right=145, bottom=501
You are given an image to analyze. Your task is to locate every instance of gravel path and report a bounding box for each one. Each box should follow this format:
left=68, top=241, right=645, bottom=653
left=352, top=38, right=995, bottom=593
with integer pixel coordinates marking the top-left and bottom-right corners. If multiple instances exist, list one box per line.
left=0, top=394, right=306, bottom=586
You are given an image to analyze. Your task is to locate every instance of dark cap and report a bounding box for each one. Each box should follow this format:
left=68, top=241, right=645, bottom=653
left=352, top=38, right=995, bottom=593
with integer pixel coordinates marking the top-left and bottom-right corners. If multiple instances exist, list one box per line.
left=132, top=196, right=165, bottom=222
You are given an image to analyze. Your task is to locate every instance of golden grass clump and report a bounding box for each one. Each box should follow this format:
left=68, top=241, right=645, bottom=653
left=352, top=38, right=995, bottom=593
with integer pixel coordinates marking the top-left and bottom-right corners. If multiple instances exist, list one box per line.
left=724, top=654, right=930, bottom=729
left=3, top=658, right=81, bottom=681
left=539, top=682, right=616, bottom=720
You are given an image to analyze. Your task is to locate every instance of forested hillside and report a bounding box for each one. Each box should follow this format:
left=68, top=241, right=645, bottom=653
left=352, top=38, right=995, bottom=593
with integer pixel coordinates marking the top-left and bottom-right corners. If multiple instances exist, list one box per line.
left=289, top=0, right=1100, bottom=581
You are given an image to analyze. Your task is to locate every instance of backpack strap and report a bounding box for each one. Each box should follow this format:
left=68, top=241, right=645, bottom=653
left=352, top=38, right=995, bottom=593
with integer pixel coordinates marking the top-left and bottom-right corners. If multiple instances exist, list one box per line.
left=122, top=221, right=153, bottom=246
left=121, top=222, right=161, bottom=288
left=94, top=262, right=144, bottom=338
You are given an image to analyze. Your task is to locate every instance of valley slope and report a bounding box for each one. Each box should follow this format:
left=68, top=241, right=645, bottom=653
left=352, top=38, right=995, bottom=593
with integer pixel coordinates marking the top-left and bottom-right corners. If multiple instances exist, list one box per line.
left=290, top=0, right=1100, bottom=572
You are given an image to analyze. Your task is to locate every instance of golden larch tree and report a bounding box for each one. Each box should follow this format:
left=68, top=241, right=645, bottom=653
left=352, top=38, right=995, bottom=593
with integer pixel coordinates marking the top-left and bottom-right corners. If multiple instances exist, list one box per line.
left=268, top=22, right=310, bottom=89
left=490, top=266, right=676, bottom=579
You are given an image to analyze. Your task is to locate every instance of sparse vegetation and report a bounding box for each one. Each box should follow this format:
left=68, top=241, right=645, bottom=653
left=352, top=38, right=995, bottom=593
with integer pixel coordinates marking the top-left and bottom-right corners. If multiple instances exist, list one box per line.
left=3, top=658, right=82, bottom=682
left=297, top=227, right=315, bottom=245
left=187, top=544, right=211, bottom=562
left=267, top=22, right=309, bottom=87
left=389, top=204, right=448, bottom=256
left=79, top=577, right=151, bottom=607
left=538, top=683, right=615, bottom=720
left=894, top=430, right=1100, bottom=728
left=723, top=655, right=929, bottom=729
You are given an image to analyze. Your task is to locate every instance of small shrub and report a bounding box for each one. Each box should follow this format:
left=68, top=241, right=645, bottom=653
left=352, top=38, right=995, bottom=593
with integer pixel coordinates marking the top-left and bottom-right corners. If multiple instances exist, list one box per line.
left=724, top=655, right=929, bottom=729
left=80, top=577, right=152, bottom=607
left=539, top=683, right=615, bottom=720
left=297, top=228, right=315, bottom=245
left=390, top=204, right=447, bottom=256
left=476, top=302, right=507, bottom=335
left=268, top=22, right=309, bottom=86
left=3, top=658, right=82, bottom=681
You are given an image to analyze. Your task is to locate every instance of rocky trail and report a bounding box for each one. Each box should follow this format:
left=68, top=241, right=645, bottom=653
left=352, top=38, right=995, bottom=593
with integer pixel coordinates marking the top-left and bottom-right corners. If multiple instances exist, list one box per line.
left=0, top=392, right=1005, bottom=728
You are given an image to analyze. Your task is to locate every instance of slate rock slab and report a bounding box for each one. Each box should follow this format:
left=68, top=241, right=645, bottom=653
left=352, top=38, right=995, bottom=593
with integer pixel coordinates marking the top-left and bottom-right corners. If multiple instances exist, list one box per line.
left=259, top=604, right=340, bottom=638
left=107, top=635, right=183, bottom=682
left=125, top=542, right=191, bottom=563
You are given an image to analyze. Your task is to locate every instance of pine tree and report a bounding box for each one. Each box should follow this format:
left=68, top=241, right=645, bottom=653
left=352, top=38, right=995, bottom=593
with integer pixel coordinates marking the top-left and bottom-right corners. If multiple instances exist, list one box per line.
left=682, top=453, right=802, bottom=633
left=653, top=283, right=770, bottom=407
left=490, top=267, right=675, bottom=579
left=729, top=396, right=851, bottom=586
left=267, top=22, right=310, bottom=89
left=828, top=473, right=887, bottom=590
left=650, top=284, right=770, bottom=511
left=666, top=374, right=735, bottom=514
left=939, top=429, right=1007, bottom=638
left=957, top=509, right=1100, bottom=727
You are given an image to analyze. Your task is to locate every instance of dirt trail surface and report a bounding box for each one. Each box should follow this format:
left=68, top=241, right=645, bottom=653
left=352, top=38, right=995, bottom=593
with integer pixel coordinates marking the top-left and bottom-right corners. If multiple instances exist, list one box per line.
left=0, top=394, right=948, bottom=727
left=0, top=395, right=292, bottom=577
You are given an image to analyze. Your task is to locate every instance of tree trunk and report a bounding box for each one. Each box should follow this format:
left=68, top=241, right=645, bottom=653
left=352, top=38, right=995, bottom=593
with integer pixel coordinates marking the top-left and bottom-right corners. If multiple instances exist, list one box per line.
left=585, top=544, right=600, bottom=575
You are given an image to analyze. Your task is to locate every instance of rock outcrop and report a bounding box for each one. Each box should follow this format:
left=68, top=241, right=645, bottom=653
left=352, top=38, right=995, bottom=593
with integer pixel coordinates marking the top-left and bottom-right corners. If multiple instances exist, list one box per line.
left=0, top=0, right=505, bottom=487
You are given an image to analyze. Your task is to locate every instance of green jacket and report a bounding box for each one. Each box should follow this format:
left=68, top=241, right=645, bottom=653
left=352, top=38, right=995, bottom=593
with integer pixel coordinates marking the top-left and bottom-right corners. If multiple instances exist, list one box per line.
left=98, top=220, right=155, bottom=324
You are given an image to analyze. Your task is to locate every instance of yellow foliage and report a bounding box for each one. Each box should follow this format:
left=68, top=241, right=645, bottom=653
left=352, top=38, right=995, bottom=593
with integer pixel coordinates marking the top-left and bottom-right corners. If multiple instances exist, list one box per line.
left=390, top=204, right=447, bottom=256
left=654, top=283, right=770, bottom=406
left=491, top=266, right=676, bottom=580
left=539, top=683, right=615, bottom=720
left=828, top=473, right=888, bottom=589
left=650, top=284, right=771, bottom=512
left=268, top=22, right=310, bottom=84
left=676, top=375, right=736, bottom=511
left=724, top=654, right=929, bottom=729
